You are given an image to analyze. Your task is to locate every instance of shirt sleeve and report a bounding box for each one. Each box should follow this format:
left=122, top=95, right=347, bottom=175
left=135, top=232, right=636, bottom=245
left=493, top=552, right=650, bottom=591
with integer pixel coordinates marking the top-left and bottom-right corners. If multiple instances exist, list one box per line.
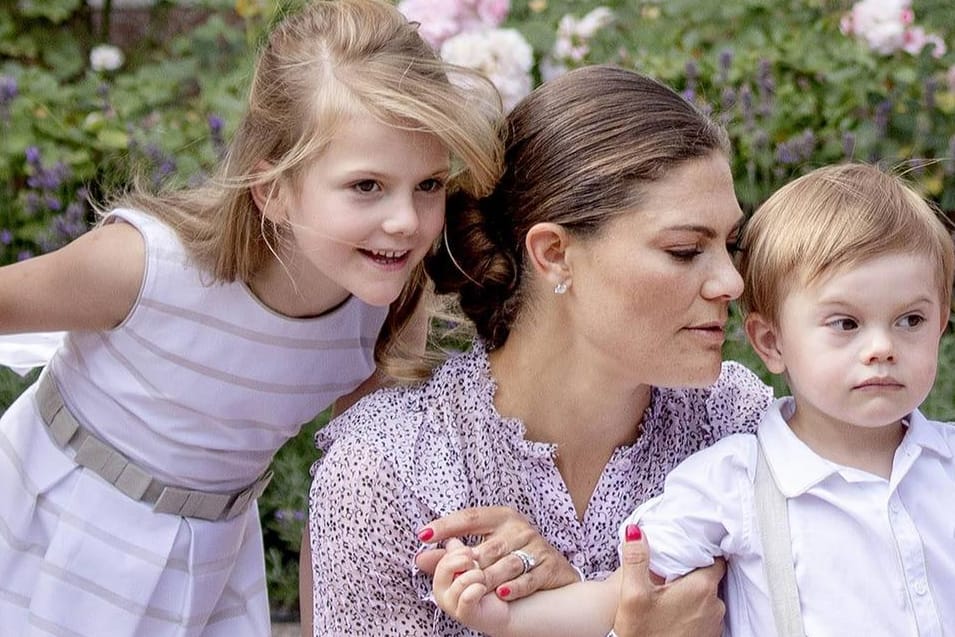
left=308, top=433, right=438, bottom=635
left=620, top=434, right=758, bottom=581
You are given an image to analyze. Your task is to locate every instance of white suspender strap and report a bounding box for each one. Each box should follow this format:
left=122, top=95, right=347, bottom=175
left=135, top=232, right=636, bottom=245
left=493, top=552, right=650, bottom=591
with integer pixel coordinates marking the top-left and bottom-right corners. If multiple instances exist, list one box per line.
left=754, top=440, right=806, bottom=637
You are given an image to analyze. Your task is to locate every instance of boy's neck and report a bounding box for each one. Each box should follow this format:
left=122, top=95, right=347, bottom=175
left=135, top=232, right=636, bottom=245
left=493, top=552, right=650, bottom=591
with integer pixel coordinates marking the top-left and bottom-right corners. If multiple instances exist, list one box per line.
left=787, top=409, right=906, bottom=479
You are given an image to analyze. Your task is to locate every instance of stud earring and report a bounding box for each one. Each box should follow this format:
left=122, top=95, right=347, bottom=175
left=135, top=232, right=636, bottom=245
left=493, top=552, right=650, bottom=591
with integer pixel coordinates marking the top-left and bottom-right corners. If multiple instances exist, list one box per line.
left=554, top=280, right=570, bottom=295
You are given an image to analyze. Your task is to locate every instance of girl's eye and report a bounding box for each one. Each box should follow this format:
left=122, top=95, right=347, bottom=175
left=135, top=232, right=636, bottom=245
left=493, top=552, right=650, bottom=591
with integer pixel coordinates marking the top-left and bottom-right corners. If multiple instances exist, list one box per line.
left=828, top=318, right=858, bottom=331
left=418, top=178, right=445, bottom=193
left=353, top=180, right=380, bottom=193
left=897, top=314, right=925, bottom=329
left=726, top=240, right=742, bottom=256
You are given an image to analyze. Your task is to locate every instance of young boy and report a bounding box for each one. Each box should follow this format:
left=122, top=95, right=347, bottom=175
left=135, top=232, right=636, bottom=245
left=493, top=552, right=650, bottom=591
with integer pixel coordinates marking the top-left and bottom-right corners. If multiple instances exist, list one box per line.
left=432, top=163, right=955, bottom=636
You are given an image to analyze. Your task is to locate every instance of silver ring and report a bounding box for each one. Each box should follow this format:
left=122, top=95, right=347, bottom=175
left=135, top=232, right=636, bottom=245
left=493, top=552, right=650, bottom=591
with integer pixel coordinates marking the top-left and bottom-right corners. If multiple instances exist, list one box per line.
left=510, top=549, right=537, bottom=576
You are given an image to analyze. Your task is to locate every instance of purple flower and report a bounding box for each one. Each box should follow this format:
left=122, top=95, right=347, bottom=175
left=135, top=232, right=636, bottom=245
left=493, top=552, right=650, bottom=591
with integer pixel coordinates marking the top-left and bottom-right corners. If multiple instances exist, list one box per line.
left=208, top=114, right=224, bottom=135
left=0, top=75, right=17, bottom=103
left=17, top=250, right=33, bottom=261
left=25, top=146, right=41, bottom=166
left=718, top=48, right=734, bottom=84
left=0, top=229, right=12, bottom=245
left=842, top=132, right=856, bottom=158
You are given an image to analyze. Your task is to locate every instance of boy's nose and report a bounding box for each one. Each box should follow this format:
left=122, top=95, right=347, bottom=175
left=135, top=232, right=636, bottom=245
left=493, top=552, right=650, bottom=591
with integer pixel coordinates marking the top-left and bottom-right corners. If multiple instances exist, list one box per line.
left=861, top=330, right=896, bottom=364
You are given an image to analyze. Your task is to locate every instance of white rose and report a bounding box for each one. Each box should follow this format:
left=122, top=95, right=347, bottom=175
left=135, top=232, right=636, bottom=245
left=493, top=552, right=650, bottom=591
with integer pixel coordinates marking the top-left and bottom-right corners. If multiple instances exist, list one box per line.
left=90, top=44, right=125, bottom=72
left=441, top=28, right=533, bottom=112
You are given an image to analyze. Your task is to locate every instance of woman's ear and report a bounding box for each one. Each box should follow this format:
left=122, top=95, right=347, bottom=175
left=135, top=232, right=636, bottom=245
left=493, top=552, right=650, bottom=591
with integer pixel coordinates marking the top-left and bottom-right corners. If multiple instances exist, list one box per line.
left=250, top=161, right=286, bottom=223
left=525, top=222, right=571, bottom=292
left=744, top=312, right=786, bottom=374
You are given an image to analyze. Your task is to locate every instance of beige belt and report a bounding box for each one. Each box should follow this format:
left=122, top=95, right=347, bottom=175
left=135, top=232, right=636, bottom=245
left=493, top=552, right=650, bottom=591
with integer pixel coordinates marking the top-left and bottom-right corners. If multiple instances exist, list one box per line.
left=35, top=371, right=272, bottom=522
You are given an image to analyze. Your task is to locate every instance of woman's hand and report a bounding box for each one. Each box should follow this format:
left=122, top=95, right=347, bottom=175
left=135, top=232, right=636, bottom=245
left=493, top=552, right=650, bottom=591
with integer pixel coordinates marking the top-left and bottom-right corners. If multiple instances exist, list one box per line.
left=416, top=506, right=580, bottom=600
left=611, top=524, right=725, bottom=637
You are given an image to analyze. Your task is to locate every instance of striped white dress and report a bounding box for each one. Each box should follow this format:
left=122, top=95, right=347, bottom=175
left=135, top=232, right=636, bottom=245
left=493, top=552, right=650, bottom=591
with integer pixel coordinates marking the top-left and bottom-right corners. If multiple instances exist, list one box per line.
left=0, top=208, right=387, bottom=636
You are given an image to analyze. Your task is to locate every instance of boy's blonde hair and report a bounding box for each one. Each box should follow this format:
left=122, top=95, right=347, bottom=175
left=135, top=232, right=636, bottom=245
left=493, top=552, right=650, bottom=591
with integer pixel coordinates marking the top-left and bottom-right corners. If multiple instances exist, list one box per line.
left=105, top=0, right=503, bottom=379
left=739, top=163, right=954, bottom=325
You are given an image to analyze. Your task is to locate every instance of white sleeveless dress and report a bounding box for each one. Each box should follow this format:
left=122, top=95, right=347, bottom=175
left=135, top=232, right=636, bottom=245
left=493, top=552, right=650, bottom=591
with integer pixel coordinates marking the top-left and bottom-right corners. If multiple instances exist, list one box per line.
left=0, top=208, right=387, bottom=636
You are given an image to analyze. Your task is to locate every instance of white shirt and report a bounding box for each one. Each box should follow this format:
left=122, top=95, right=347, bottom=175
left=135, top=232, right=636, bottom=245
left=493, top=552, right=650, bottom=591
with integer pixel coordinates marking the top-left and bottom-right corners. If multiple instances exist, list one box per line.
left=622, top=398, right=955, bottom=637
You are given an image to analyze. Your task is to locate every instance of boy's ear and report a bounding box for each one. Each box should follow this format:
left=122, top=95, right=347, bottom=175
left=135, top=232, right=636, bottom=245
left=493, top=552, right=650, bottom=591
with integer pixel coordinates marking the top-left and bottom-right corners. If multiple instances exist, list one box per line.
left=525, top=222, right=571, bottom=291
left=744, top=312, right=787, bottom=374
left=250, top=161, right=286, bottom=223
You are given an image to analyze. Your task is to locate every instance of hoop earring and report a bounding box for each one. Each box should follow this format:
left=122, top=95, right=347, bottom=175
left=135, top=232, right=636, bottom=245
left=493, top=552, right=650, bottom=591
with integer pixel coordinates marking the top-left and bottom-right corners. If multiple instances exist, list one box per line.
left=554, top=280, right=570, bottom=295
left=443, top=224, right=484, bottom=287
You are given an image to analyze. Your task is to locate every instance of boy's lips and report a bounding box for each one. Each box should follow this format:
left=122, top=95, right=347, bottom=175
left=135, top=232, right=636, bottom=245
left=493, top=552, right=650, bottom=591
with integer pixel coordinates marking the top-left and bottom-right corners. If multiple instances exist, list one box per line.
left=853, top=376, right=904, bottom=389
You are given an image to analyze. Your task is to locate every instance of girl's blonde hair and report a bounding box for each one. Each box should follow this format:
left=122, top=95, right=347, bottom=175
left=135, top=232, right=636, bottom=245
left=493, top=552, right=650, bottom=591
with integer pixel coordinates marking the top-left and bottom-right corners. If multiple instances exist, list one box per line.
left=739, top=163, right=955, bottom=325
left=105, top=0, right=503, bottom=379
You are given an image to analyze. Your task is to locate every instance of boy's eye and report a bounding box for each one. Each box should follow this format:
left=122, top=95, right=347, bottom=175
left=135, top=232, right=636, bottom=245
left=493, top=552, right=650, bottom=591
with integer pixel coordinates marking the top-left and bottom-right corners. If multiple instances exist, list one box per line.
left=353, top=180, right=380, bottom=193
left=897, top=314, right=925, bottom=329
left=418, top=178, right=445, bottom=193
left=828, top=318, right=858, bottom=331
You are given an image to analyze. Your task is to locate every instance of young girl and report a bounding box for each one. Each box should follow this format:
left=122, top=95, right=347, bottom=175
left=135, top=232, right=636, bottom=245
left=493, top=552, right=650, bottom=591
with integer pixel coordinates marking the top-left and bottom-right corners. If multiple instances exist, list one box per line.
left=0, top=1, right=501, bottom=635
left=432, top=163, right=955, bottom=636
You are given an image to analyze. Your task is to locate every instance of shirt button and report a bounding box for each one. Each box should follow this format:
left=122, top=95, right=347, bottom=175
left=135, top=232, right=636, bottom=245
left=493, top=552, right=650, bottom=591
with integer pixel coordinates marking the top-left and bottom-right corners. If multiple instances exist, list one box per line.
left=914, top=581, right=928, bottom=596
left=571, top=552, right=588, bottom=568
left=889, top=501, right=900, bottom=514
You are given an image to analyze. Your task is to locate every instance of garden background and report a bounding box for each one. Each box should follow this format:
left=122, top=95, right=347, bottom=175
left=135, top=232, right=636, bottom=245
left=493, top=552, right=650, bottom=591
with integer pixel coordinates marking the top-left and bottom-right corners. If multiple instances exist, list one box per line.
left=2, top=0, right=955, bottom=619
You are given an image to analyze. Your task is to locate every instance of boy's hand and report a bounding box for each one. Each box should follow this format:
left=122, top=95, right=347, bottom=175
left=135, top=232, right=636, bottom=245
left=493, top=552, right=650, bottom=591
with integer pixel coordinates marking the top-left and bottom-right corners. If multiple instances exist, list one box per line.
left=432, top=538, right=511, bottom=634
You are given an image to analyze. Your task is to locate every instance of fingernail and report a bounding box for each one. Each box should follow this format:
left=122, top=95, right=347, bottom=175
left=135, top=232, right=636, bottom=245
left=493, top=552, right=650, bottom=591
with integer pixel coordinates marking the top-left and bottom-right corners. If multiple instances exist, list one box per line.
left=417, top=527, right=434, bottom=542
left=625, top=524, right=642, bottom=542
left=497, top=586, right=510, bottom=598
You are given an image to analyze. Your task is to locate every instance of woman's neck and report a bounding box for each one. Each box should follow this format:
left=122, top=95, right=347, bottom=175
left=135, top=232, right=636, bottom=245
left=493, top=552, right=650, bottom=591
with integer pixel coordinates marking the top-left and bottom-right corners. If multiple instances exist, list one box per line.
left=488, top=329, right=651, bottom=518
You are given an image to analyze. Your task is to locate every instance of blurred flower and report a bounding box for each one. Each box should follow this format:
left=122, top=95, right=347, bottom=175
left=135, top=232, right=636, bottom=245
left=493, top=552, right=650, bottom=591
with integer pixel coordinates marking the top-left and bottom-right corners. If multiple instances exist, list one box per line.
left=902, top=26, right=947, bottom=58
left=25, top=146, right=41, bottom=166
left=0, top=229, right=11, bottom=245
left=0, top=75, right=17, bottom=103
left=440, top=28, right=532, bottom=111
left=398, top=0, right=510, bottom=49
left=540, top=7, right=614, bottom=81
left=90, top=44, right=125, bottom=72
left=841, top=0, right=945, bottom=58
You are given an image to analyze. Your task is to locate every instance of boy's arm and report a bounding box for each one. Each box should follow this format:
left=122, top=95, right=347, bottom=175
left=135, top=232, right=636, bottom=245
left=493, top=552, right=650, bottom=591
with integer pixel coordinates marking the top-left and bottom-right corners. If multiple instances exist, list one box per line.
left=433, top=538, right=617, bottom=637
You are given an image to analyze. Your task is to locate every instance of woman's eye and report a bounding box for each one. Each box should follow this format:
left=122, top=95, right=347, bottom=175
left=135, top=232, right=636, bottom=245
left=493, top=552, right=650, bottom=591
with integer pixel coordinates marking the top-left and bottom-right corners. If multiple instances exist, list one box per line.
left=418, top=178, right=445, bottom=193
left=667, top=248, right=702, bottom=261
left=897, top=314, right=925, bottom=329
left=353, top=180, right=380, bottom=193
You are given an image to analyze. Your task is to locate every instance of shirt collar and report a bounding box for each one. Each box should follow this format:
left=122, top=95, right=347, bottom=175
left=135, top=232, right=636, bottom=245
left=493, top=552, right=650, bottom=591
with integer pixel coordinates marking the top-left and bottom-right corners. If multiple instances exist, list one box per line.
left=757, top=397, right=837, bottom=497
left=758, top=397, right=952, bottom=497
left=900, top=408, right=952, bottom=460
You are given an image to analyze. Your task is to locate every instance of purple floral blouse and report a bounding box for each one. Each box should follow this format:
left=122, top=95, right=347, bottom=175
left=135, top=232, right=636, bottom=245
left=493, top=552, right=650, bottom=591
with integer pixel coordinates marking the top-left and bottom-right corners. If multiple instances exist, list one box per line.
left=307, top=341, right=772, bottom=636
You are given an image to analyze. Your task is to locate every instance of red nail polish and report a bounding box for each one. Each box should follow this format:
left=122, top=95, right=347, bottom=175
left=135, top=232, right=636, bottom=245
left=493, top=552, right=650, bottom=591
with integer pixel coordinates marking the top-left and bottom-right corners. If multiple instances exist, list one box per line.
left=498, top=586, right=510, bottom=598
left=418, top=527, right=434, bottom=542
left=625, top=524, right=642, bottom=542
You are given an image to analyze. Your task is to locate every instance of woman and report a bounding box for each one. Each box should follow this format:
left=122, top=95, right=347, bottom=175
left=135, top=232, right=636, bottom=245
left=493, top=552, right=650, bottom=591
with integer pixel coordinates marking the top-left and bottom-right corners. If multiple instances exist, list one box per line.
left=303, top=65, right=773, bottom=636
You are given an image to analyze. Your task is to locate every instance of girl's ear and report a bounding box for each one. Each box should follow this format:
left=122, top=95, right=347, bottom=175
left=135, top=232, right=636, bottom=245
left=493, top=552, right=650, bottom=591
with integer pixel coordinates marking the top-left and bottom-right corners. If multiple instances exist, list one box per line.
left=745, top=312, right=787, bottom=374
left=525, top=222, right=571, bottom=292
left=250, top=161, right=286, bottom=223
